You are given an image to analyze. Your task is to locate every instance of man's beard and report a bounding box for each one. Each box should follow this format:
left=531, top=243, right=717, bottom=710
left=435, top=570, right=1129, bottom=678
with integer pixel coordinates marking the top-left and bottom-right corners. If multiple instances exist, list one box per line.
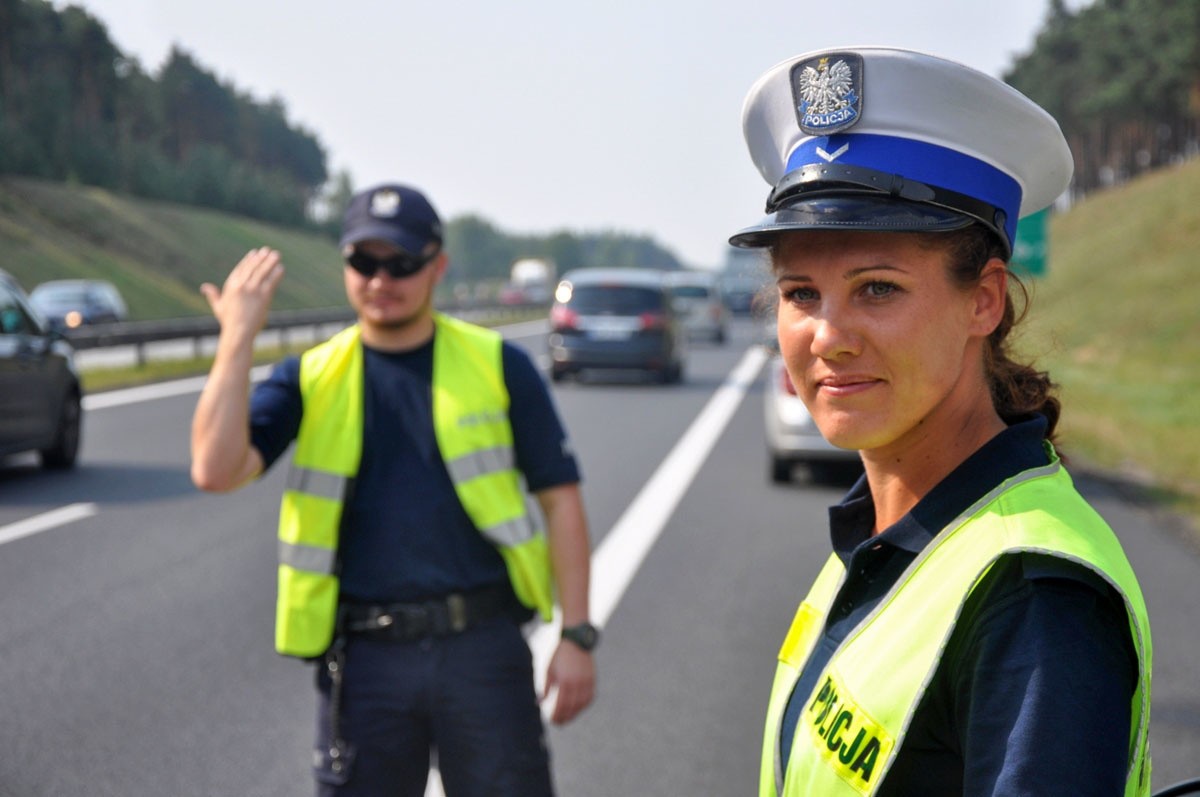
left=362, top=295, right=431, bottom=330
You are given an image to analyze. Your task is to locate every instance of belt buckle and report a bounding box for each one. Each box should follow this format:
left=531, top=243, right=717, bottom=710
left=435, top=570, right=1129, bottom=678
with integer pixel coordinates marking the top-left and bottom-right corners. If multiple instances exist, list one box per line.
left=447, top=593, right=468, bottom=633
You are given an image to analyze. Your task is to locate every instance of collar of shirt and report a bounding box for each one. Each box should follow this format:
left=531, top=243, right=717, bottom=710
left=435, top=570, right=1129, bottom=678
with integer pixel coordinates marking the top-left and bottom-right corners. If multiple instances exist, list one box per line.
left=828, top=415, right=1050, bottom=567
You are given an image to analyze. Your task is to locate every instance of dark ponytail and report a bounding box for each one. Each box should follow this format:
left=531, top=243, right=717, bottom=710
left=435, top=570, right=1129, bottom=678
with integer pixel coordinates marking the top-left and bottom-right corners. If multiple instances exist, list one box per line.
left=932, top=226, right=1061, bottom=443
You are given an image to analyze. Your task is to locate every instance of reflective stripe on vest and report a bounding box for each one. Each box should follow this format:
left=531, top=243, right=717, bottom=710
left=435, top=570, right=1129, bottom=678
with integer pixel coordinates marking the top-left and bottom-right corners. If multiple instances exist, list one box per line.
left=274, top=315, right=555, bottom=658
left=285, top=465, right=345, bottom=502
left=760, top=449, right=1152, bottom=797
left=278, top=539, right=337, bottom=574
left=431, top=313, right=554, bottom=618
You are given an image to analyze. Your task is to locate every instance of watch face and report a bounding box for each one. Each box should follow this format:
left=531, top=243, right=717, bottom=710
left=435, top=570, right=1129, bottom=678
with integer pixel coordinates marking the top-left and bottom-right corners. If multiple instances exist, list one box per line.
left=564, top=623, right=599, bottom=651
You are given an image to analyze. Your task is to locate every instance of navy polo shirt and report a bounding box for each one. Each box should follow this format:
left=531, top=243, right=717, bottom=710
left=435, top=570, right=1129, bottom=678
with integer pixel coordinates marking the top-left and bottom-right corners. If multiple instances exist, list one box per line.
left=778, top=417, right=1137, bottom=794
left=248, top=332, right=580, bottom=604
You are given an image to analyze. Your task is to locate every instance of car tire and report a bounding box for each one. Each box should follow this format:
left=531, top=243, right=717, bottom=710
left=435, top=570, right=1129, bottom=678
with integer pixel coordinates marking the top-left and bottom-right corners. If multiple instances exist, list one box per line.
left=771, top=456, right=793, bottom=484
left=40, top=390, right=82, bottom=470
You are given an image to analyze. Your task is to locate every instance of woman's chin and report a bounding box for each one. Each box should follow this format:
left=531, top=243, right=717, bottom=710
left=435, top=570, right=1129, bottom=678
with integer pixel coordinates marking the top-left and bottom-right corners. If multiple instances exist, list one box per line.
left=815, top=418, right=891, bottom=454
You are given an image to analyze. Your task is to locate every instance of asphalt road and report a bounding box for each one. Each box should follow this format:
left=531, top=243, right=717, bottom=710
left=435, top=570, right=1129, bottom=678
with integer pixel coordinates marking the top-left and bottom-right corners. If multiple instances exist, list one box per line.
left=1, top=317, right=1197, bottom=796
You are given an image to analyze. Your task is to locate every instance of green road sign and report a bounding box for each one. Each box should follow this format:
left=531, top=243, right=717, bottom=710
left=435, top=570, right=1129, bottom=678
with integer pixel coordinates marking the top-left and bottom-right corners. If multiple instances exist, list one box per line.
left=1011, top=207, right=1048, bottom=277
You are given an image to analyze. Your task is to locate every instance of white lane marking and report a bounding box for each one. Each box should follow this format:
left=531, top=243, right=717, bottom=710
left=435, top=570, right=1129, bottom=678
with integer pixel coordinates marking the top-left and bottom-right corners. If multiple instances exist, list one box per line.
left=425, top=345, right=769, bottom=796
left=0, top=502, right=98, bottom=547
left=556, top=344, right=769, bottom=632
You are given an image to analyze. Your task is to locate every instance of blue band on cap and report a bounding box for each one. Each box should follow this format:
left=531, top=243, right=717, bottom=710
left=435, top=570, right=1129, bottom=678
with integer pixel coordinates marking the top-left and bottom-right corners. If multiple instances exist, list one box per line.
left=785, top=134, right=1022, bottom=245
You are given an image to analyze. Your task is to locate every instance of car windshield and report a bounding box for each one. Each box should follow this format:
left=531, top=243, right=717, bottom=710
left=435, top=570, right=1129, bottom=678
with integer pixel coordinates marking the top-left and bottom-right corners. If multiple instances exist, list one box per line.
left=32, top=285, right=90, bottom=304
left=567, top=285, right=664, bottom=314
left=669, top=285, right=711, bottom=299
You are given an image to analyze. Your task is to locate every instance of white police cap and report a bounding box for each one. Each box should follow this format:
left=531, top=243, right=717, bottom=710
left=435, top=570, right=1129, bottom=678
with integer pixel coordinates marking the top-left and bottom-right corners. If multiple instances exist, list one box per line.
left=729, top=46, right=1074, bottom=256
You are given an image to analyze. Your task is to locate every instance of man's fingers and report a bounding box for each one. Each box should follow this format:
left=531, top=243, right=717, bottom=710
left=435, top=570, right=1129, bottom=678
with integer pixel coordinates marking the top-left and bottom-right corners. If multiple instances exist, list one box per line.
left=547, top=669, right=595, bottom=725
left=199, top=283, right=219, bottom=311
left=238, top=247, right=282, bottom=289
left=551, top=681, right=592, bottom=725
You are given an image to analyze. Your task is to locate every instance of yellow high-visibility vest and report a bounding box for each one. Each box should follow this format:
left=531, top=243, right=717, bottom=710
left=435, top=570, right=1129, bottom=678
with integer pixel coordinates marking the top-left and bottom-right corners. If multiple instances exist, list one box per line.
left=274, top=314, right=554, bottom=658
left=761, top=448, right=1152, bottom=797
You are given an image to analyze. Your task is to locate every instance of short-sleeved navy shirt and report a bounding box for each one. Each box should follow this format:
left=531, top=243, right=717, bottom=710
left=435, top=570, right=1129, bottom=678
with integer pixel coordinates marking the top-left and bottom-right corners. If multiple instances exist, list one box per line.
left=249, top=331, right=580, bottom=603
left=778, top=417, right=1138, bottom=794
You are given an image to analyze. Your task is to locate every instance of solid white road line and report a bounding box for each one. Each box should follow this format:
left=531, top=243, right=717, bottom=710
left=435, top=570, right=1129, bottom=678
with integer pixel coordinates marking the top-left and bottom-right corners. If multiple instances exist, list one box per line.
left=426, top=344, right=769, bottom=797
left=529, top=343, right=769, bottom=686
left=0, top=502, right=98, bottom=547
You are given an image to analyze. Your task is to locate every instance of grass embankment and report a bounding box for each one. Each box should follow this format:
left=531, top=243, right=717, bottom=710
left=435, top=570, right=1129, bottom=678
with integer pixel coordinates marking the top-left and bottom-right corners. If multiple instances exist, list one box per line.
left=1018, top=158, right=1200, bottom=526
left=0, top=177, right=347, bottom=319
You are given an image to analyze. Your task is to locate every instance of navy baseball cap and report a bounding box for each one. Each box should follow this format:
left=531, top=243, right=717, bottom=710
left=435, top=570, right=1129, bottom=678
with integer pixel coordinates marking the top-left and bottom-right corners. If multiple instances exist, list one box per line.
left=729, top=47, right=1074, bottom=257
left=339, top=183, right=444, bottom=255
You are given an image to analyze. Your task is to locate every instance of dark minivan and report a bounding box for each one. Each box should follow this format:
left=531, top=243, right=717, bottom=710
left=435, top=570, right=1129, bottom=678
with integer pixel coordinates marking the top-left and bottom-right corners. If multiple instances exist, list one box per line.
left=0, top=269, right=82, bottom=468
left=547, top=268, right=687, bottom=384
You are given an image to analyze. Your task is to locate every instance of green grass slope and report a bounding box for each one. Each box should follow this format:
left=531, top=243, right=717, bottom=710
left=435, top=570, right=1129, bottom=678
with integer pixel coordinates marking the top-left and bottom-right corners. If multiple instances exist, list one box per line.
left=1020, top=157, right=1200, bottom=522
left=0, top=177, right=345, bottom=319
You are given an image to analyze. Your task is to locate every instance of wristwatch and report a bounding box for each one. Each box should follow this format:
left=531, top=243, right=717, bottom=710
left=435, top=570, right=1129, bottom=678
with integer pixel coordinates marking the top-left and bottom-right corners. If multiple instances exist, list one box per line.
left=561, top=622, right=601, bottom=652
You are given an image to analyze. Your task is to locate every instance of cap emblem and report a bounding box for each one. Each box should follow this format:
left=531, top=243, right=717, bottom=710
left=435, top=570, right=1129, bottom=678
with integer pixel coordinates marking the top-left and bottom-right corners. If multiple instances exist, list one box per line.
left=792, top=54, right=863, bottom=135
left=370, top=189, right=401, bottom=218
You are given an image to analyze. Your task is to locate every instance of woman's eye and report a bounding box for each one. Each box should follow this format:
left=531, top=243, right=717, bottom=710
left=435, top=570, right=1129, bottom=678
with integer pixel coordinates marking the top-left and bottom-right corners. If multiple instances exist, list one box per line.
left=864, top=281, right=898, bottom=298
left=783, top=286, right=818, bottom=303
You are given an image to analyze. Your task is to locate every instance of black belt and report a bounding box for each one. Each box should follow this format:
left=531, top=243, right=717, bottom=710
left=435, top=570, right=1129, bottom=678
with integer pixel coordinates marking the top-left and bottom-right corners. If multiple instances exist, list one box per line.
left=339, top=585, right=519, bottom=641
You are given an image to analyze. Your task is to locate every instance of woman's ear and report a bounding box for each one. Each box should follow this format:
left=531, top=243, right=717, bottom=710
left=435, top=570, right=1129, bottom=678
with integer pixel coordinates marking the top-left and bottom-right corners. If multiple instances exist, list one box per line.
left=970, top=259, right=1008, bottom=337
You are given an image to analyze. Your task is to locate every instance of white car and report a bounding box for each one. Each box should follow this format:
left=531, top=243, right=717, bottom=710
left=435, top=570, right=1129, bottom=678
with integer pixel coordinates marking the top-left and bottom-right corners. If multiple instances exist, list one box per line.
left=665, top=270, right=729, bottom=344
left=763, top=354, right=862, bottom=484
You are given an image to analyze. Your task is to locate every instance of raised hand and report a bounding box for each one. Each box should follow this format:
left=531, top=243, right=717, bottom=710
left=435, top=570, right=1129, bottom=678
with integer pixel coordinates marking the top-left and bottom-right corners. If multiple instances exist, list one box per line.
left=199, top=246, right=285, bottom=345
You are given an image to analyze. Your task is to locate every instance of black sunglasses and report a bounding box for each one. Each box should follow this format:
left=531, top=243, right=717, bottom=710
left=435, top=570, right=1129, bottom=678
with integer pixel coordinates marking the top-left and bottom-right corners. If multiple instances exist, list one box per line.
left=345, top=248, right=438, bottom=279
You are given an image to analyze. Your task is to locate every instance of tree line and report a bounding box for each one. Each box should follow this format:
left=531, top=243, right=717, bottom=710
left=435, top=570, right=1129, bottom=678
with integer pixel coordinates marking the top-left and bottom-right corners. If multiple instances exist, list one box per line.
left=0, top=0, right=326, bottom=227
left=443, top=214, right=683, bottom=282
left=1005, top=0, right=1200, bottom=196
left=0, top=0, right=686, bottom=275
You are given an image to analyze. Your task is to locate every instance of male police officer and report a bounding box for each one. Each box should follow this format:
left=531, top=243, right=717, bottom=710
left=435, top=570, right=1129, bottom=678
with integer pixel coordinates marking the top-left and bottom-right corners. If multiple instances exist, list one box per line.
left=191, top=183, right=597, bottom=796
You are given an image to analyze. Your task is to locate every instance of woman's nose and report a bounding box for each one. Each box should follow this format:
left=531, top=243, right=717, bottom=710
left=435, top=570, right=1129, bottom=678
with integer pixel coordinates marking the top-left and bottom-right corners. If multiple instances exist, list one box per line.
left=810, top=312, right=862, bottom=360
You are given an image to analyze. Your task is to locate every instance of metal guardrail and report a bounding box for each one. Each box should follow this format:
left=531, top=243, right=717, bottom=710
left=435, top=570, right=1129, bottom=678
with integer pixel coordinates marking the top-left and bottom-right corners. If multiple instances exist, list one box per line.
left=62, top=301, right=547, bottom=366
left=63, top=306, right=356, bottom=351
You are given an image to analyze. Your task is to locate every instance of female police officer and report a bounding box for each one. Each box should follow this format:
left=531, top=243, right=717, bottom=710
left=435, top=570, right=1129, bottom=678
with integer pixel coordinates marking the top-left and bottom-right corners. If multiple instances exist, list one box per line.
left=730, top=47, right=1152, bottom=796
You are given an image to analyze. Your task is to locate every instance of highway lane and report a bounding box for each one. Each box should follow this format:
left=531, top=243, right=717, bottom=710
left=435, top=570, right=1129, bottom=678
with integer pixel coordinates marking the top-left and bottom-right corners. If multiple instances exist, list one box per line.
left=1, top=316, right=1198, bottom=795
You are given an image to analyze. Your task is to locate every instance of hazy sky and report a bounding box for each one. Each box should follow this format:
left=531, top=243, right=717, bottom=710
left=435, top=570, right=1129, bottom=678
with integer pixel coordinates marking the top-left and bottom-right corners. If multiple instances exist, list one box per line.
left=68, top=0, right=1066, bottom=268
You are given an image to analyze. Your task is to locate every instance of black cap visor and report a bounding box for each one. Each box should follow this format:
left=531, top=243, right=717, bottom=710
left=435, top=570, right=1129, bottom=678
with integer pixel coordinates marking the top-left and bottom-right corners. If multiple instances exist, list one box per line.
left=728, top=194, right=980, bottom=250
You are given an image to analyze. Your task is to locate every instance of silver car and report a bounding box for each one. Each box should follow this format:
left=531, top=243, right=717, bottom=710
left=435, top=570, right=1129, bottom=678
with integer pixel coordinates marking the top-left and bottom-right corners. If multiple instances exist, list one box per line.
left=763, top=353, right=862, bottom=484
left=665, top=270, right=729, bottom=344
left=29, top=279, right=128, bottom=328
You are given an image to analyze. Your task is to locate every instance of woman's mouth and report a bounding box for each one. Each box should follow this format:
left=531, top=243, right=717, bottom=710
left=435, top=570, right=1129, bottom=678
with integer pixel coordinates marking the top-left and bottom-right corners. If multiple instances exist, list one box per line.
left=816, top=375, right=880, bottom=397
